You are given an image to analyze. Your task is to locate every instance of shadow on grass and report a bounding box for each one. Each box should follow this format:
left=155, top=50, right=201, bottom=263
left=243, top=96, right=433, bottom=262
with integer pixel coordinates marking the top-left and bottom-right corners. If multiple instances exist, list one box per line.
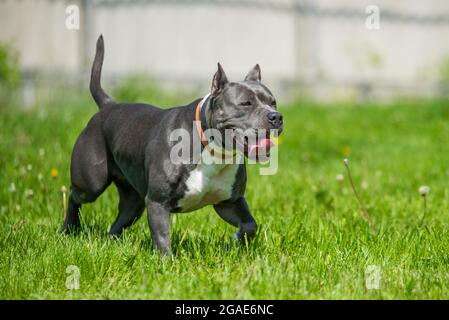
left=55, top=221, right=266, bottom=260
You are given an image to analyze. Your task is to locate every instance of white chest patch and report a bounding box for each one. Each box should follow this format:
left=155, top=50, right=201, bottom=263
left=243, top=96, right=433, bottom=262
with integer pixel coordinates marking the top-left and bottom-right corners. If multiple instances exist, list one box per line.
left=177, top=151, right=240, bottom=212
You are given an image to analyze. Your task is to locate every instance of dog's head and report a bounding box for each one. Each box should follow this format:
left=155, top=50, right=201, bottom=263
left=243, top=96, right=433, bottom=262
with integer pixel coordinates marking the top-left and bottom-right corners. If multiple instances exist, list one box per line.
left=207, top=63, right=283, bottom=159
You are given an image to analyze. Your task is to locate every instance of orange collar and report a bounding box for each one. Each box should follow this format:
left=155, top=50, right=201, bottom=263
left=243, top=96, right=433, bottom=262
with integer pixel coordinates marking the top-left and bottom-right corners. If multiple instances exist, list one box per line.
left=195, top=95, right=236, bottom=160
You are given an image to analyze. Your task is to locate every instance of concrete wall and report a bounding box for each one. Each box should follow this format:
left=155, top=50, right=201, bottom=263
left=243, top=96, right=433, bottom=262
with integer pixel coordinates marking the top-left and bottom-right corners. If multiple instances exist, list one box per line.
left=1, top=0, right=448, bottom=101
left=0, top=0, right=81, bottom=72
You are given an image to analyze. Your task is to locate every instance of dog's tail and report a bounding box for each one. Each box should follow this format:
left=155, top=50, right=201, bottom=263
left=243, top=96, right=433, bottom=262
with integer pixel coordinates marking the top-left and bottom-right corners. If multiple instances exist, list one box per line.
left=90, top=34, right=114, bottom=109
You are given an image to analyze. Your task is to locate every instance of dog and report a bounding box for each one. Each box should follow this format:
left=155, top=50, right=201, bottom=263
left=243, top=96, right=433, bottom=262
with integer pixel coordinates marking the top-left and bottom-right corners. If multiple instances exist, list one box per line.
left=62, top=35, right=283, bottom=254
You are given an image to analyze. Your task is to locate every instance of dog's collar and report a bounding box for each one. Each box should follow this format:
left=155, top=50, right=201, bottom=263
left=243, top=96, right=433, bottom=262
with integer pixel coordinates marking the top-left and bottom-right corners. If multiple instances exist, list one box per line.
left=195, top=94, right=236, bottom=160
left=199, top=94, right=211, bottom=133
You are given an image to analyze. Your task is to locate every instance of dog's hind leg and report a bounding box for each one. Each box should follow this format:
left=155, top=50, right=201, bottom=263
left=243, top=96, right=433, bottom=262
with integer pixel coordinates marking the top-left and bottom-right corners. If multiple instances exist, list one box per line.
left=214, top=197, right=257, bottom=241
left=62, top=119, right=112, bottom=233
left=109, top=181, right=145, bottom=237
left=62, top=193, right=81, bottom=233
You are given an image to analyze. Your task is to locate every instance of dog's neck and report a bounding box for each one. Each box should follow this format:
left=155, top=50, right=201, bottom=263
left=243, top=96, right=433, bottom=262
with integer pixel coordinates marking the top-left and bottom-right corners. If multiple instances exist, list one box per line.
left=195, top=94, right=236, bottom=160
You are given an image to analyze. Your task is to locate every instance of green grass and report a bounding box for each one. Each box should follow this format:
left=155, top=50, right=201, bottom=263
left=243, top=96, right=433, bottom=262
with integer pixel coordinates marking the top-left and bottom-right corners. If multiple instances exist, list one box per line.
left=1, top=94, right=449, bottom=299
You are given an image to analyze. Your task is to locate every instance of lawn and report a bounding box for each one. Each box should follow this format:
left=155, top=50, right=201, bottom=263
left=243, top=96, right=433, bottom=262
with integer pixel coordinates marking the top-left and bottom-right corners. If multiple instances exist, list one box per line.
left=1, top=92, right=449, bottom=299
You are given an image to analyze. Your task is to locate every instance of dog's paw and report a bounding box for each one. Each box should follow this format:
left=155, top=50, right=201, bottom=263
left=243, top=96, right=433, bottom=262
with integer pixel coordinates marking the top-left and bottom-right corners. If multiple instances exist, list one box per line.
left=232, top=231, right=254, bottom=243
left=233, top=222, right=257, bottom=242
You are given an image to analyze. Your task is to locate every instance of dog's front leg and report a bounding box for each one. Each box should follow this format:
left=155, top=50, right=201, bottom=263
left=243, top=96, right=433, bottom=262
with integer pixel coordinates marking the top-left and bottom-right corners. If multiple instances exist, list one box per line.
left=214, top=197, right=257, bottom=241
left=146, top=198, right=171, bottom=255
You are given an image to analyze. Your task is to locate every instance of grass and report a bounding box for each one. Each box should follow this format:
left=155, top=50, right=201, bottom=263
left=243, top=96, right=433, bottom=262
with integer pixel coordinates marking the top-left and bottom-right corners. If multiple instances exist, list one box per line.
left=1, top=92, right=449, bottom=299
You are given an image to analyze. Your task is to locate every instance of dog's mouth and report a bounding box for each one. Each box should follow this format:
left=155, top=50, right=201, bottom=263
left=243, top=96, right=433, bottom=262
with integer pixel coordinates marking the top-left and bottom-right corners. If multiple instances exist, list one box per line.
left=232, top=129, right=274, bottom=161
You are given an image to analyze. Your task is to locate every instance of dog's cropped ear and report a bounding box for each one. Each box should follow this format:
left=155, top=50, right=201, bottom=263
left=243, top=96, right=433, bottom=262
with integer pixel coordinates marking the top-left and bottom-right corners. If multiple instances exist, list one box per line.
left=244, top=64, right=261, bottom=82
left=211, top=63, right=229, bottom=96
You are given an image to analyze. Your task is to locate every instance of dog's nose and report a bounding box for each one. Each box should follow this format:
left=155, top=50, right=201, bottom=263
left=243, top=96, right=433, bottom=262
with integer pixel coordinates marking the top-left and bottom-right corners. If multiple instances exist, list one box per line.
left=267, top=112, right=283, bottom=127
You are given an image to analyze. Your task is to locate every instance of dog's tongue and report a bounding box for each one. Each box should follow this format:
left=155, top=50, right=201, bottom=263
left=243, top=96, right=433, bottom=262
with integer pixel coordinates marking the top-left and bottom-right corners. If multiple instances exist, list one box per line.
left=247, top=138, right=274, bottom=158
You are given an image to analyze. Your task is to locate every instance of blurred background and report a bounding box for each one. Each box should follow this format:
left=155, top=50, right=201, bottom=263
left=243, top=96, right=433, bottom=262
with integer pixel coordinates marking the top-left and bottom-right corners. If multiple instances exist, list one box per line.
left=0, top=0, right=449, bottom=107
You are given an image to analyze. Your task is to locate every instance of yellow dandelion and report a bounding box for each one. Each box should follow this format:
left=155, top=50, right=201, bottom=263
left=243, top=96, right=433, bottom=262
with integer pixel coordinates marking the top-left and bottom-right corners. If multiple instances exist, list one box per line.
left=50, top=168, right=59, bottom=178
left=340, top=146, right=351, bottom=157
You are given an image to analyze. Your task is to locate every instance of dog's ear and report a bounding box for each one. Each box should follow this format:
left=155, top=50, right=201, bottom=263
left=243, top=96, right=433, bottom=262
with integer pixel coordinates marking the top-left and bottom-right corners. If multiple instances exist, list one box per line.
left=244, top=64, right=261, bottom=82
left=211, top=63, right=228, bottom=95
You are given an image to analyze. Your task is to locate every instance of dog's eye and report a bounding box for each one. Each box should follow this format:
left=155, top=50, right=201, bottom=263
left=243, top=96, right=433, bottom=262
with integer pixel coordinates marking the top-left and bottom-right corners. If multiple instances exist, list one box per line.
left=240, top=101, right=252, bottom=106
left=271, top=100, right=277, bottom=107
